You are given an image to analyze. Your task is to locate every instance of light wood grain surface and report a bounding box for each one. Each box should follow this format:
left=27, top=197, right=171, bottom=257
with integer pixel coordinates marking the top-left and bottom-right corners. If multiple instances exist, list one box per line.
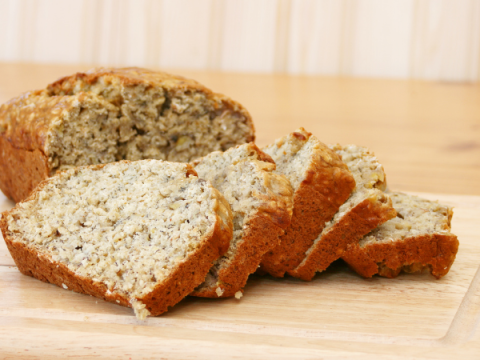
left=1, top=192, right=479, bottom=359
left=0, top=63, right=479, bottom=358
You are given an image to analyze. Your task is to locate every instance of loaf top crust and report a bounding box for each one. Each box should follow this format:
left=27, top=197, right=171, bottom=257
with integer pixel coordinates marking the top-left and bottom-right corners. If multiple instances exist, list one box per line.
left=47, top=67, right=211, bottom=96
left=0, top=67, right=255, bottom=173
left=2, top=159, right=233, bottom=318
left=358, top=192, right=454, bottom=247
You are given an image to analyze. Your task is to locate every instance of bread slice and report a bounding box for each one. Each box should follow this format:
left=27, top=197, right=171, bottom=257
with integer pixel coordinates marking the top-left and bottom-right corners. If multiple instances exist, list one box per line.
left=289, top=144, right=396, bottom=280
left=0, top=67, right=255, bottom=202
left=0, top=160, right=233, bottom=319
left=259, top=129, right=356, bottom=277
left=342, top=192, right=459, bottom=279
left=190, top=143, right=294, bottom=297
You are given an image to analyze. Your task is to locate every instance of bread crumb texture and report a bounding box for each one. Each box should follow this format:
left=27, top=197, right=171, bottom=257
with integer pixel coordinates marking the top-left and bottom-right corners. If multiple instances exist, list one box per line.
left=191, top=143, right=293, bottom=297
left=263, top=129, right=319, bottom=190
left=2, top=160, right=233, bottom=319
left=360, top=192, right=453, bottom=246
left=0, top=67, right=255, bottom=176
left=215, top=287, right=224, bottom=297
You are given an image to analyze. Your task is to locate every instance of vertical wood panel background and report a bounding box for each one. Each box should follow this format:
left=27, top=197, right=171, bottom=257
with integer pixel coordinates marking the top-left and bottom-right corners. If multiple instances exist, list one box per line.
left=0, top=0, right=479, bottom=81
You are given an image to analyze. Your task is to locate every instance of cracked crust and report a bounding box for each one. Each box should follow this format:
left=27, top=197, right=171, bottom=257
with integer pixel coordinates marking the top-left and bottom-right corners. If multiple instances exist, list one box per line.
left=259, top=129, right=356, bottom=277
left=341, top=192, right=459, bottom=279
left=0, top=67, right=255, bottom=202
left=0, top=160, right=233, bottom=318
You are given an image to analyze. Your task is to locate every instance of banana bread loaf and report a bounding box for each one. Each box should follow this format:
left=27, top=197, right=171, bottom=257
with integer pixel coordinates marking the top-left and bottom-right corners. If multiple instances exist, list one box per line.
left=190, top=143, right=294, bottom=297
left=0, top=160, right=233, bottom=319
left=342, top=192, right=459, bottom=279
left=259, top=129, right=356, bottom=277
left=0, top=67, right=255, bottom=202
left=289, top=144, right=396, bottom=280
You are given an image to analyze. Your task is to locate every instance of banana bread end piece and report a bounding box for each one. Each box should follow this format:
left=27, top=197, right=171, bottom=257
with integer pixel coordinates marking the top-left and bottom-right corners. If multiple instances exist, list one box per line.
left=342, top=192, right=459, bottom=279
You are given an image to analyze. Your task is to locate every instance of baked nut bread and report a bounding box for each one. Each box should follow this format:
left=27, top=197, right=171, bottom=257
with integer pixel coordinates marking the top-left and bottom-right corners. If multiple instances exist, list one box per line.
left=0, top=160, right=233, bottom=319
left=190, top=143, right=294, bottom=298
left=290, top=144, right=396, bottom=281
left=259, top=129, right=356, bottom=277
left=0, top=67, right=255, bottom=202
left=342, top=192, right=459, bottom=279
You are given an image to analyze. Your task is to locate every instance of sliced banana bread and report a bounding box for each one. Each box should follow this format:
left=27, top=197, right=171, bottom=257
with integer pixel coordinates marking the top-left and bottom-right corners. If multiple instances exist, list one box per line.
left=190, top=143, right=294, bottom=297
left=290, top=144, right=396, bottom=281
left=342, top=192, right=459, bottom=279
left=259, top=129, right=356, bottom=277
left=0, top=160, right=233, bottom=319
left=0, top=67, right=255, bottom=202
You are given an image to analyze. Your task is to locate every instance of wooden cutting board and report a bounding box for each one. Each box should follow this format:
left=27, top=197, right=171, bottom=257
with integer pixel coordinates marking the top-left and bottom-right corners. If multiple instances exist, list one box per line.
left=0, top=191, right=479, bottom=359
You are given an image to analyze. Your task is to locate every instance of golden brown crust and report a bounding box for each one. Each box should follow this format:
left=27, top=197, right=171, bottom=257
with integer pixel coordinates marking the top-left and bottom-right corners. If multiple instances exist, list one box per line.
left=259, top=131, right=356, bottom=277
left=289, top=192, right=397, bottom=281
left=0, top=135, right=50, bottom=202
left=341, top=233, right=459, bottom=279
left=0, top=160, right=233, bottom=317
left=191, top=214, right=285, bottom=298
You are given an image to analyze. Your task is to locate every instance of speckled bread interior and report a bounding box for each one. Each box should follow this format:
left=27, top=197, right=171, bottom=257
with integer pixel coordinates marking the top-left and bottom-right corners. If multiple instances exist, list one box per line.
left=0, top=67, right=255, bottom=202
left=259, top=128, right=356, bottom=278
left=342, top=192, right=459, bottom=279
left=289, top=144, right=396, bottom=281
left=0, top=160, right=233, bottom=319
left=190, top=143, right=294, bottom=298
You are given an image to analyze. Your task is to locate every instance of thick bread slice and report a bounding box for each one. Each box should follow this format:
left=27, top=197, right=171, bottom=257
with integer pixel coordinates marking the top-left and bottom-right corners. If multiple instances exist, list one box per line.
left=259, top=129, right=356, bottom=277
left=0, top=67, right=254, bottom=202
left=342, top=192, right=459, bottom=279
left=190, top=143, right=294, bottom=298
left=290, top=144, right=396, bottom=280
left=0, top=160, right=233, bottom=319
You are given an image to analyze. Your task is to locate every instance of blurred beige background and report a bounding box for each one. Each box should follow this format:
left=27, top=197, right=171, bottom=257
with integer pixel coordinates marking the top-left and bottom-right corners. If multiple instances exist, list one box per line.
left=0, top=0, right=479, bottom=81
